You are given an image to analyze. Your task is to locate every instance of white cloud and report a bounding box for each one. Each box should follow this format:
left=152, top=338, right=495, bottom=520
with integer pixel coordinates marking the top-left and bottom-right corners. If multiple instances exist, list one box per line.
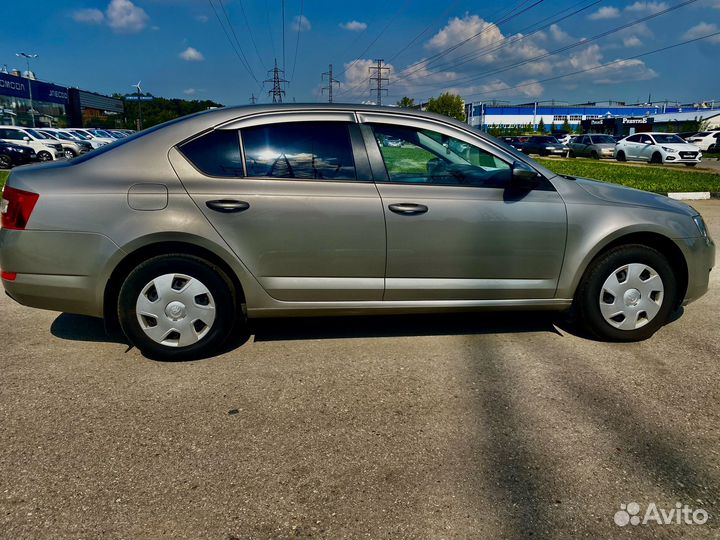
left=179, top=47, right=204, bottom=61
left=195, top=15, right=209, bottom=23
left=588, top=6, right=620, bottom=20
left=340, top=20, right=367, bottom=31
left=549, top=24, right=570, bottom=42
left=72, top=8, right=104, bottom=25
left=292, top=15, right=311, bottom=32
left=184, top=88, right=198, bottom=95
left=106, top=0, right=149, bottom=33
left=625, top=1, right=668, bottom=14
left=683, top=22, right=720, bottom=43
left=623, top=36, right=643, bottom=47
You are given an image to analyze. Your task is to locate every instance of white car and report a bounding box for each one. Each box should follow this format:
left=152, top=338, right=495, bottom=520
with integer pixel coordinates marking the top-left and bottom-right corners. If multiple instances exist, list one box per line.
left=69, top=129, right=116, bottom=146
left=39, top=129, right=93, bottom=158
left=0, top=126, right=65, bottom=161
left=614, top=132, right=702, bottom=166
left=686, top=131, right=720, bottom=152
left=57, top=129, right=107, bottom=150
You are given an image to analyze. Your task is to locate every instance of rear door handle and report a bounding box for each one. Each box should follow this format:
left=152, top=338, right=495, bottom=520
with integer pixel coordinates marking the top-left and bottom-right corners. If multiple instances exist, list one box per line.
left=388, top=203, right=428, bottom=216
left=206, top=199, right=250, bottom=213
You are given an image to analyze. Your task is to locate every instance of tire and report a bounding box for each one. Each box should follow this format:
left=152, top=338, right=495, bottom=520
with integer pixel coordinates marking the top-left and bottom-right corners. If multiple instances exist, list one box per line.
left=575, top=244, right=676, bottom=342
left=708, top=144, right=715, bottom=153
left=650, top=152, right=663, bottom=165
left=37, top=151, right=53, bottom=162
left=64, top=149, right=76, bottom=159
left=591, top=151, right=599, bottom=160
left=685, top=163, right=697, bottom=167
left=118, top=254, right=239, bottom=360
left=0, top=154, right=12, bottom=169
left=569, top=150, right=576, bottom=158
left=616, top=151, right=626, bottom=162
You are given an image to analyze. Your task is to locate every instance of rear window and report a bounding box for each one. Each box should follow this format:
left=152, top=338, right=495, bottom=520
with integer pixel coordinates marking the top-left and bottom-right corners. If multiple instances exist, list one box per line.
left=179, top=130, right=243, bottom=177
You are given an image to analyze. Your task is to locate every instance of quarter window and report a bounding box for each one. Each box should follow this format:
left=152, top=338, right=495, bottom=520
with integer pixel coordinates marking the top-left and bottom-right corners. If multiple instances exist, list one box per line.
left=370, top=124, right=511, bottom=188
left=242, top=122, right=356, bottom=180
left=179, top=130, right=244, bottom=177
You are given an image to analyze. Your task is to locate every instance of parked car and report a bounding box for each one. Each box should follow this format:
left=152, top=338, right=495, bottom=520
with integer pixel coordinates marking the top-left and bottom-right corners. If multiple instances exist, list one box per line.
left=59, top=129, right=108, bottom=150
left=69, top=129, right=116, bottom=146
left=500, top=136, right=527, bottom=150
left=0, top=105, right=714, bottom=360
left=677, top=131, right=699, bottom=141
left=0, top=141, right=37, bottom=168
left=568, top=134, right=617, bottom=159
left=554, top=133, right=572, bottom=145
left=686, top=131, right=720, bottom=152
left=612, top=135, right=624, bottom=143
left=39, top=130, right=93, bottom=158
left=614, top=132, right=702, bottom=166
left=0, top=126, right=65, bottom=161
left=521, top=136, right=569, bottom=156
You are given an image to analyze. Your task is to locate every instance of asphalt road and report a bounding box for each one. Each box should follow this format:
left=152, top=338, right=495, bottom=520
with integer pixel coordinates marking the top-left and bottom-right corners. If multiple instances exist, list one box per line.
left=1, top=202, right=719, bottom=540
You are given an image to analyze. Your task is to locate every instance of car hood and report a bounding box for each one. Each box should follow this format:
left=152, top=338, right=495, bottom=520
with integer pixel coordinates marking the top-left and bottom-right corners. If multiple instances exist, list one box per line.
left=573, top=177, right=695, bottom=216
left=593, top=143, right=616, bottom=150
left=658, top=143, right=700, bottom=151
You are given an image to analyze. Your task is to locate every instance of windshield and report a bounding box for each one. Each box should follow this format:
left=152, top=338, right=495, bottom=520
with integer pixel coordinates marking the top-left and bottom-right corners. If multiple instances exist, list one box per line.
left=71, top=131, right=91, bottom=140
left=590, top=135, right=616, bottom=144
left=535, top=136, right=559, bottom=143
left=652, top=134, right=685, bottom=144
left=53, top=132, right=74, bottom=141
left=26, top=128, right=51, bottom=140
left=695, top=132, right=711, bottom=137
left=91, top=129, right=114, bottom=138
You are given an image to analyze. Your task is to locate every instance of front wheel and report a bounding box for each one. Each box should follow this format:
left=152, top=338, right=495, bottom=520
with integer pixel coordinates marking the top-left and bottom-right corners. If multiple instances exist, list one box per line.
left=650, top=152, right=663, bottom=164
left=591, top=151, right=599, bottom=160
left=575, top=245, right=676, bottom=342
left=64, top=149, right=76, bottom=159
left=118, top=254, right=239, bottom=360
left=37, top=151, right=53, bottom=162
left=616, top=151, right=626, bottom=162
left=0, top=154, right=12, bottom=169
left=685, top=163, right=697, bottom=167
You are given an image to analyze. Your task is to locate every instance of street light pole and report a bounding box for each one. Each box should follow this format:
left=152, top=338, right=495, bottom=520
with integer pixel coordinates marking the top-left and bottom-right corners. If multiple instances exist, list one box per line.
left=16, top=52, right=38, bottom=128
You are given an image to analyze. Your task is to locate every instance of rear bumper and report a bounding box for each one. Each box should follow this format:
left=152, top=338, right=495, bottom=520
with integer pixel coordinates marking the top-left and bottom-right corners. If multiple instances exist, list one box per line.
left=0, top=229, right=122, bottom=317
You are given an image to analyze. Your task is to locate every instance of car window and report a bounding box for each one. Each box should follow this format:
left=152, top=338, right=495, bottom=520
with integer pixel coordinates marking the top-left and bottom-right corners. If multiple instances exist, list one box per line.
left=242, top=122, right=356, bottom=181
left=652, top=134, right=684, bottom=144
left=639, top=134, right=653, bottom=144
left=625, top=135, right=639, bottom=143
left=179, top=129, right=244, bottom=177
left=370, top=124, right=511, bottom=188
left=591, top=135, right=615, bottom=144
left=581, top=136, right=590, bottom=144
left=0, top=129, right=26, bottom=141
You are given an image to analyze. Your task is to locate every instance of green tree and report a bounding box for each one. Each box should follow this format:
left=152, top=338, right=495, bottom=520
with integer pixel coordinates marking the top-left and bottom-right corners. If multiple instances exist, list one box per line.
left=562, top=118, right=571, bottom=133
left=396, top=96, right=416, bottom=109
left=537, top=117, right=545, bottom=133
left=116, top=94, right=224, bottom=130
left=425, top=92, right=465, bottom=122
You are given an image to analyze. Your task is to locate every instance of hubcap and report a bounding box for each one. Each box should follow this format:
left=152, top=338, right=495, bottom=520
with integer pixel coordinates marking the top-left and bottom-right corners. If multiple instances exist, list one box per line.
left=135, top=273, right=216, bottom=347
left=599, top=263, right=664, bottom=331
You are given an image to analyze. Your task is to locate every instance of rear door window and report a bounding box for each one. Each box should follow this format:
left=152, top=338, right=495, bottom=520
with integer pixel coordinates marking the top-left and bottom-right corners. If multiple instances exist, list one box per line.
left=179, top=130, right=244, bottom=177
left=242, top=122, right=357, bottom=181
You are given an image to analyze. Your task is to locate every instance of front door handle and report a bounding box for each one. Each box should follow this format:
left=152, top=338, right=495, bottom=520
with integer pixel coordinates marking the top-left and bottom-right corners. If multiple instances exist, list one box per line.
left=388, top=203, right=428, bottom=216
left=206, top=199, right=250, bottom=213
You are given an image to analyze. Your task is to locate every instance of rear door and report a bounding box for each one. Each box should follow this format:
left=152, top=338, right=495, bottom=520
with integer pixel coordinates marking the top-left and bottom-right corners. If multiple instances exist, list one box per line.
left=637, top=134, right=655, bottom=161
left=357, top=112, right=567, bottom=301
left=170, top=112, right=386, bottom=302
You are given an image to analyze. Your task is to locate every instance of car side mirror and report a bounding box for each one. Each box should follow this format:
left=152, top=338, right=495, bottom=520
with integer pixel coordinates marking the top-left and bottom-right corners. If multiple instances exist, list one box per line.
left=511, top=161, right=540, bottom=188
left=23, top=136, right=30, bottom=141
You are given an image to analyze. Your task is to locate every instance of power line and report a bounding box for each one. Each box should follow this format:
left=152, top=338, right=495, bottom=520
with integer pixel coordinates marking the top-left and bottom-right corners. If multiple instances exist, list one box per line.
left=265, top=59, right=288, bottom=102
left=290, top=0, right=304, bottom=81
left=207, top=0, right=260, bottom=84
left=238, top=0, right=267, bottom=69
left=281, top=0, right=286, bottom=72
left=336, top=0, right=545, bottom=98
left=396, top=0, right=700, bottom=92
left=264, top=0, right=277, bottom=61
left=321, top=64, right=340, bottom=103
left=443, top=29, right=720, bottom=101
left=369, top=59, right=389, bottom=105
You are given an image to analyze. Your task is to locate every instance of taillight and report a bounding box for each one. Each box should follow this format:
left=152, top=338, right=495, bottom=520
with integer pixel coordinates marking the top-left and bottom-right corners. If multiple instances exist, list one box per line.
left=1, top=186, right=39, bottom=230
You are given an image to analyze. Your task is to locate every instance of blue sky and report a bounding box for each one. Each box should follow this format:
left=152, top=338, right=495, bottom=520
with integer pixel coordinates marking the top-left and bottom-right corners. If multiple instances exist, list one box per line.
left=1, top=0, right=719, bottom=106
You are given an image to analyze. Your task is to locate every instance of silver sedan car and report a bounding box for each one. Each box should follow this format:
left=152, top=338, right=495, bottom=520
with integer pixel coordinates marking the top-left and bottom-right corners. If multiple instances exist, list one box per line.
left=0, top=105, right=715, bottom=359
left=568, top=134, right=617, bottom=159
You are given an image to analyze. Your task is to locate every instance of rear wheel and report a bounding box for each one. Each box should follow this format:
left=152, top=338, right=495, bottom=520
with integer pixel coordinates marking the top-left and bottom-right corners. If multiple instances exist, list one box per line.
left=118, top=254, right=239, bottom=360
left=616, top=151, right=626, bottom=162
left=37, top=151, right=52, bottom=162
left=575, top=245, right=676, bottom=342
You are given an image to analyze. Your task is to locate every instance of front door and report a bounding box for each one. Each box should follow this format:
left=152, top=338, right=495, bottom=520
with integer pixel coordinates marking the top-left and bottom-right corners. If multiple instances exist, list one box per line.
left=358, top=114, right=567, bottom=301
left=171, top=113, right=386, bottom=302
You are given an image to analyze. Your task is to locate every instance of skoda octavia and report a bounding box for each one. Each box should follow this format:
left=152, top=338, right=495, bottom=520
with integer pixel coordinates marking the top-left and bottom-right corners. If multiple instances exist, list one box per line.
left=0, top=105, right=714, bottom=359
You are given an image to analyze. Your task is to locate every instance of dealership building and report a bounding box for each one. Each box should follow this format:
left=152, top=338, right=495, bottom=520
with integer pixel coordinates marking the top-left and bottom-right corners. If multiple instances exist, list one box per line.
left=465, top=101, right=719, bottom=135
left=0, top=69, right=123, bottom=128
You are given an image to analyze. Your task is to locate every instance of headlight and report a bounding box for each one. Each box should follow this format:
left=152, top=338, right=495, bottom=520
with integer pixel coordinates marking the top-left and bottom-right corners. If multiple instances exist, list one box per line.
left=9, top=147, right=23, bottom=152
left=661, top=146, right=676, bottom=153
left=692, top=215, right=708, bottom=238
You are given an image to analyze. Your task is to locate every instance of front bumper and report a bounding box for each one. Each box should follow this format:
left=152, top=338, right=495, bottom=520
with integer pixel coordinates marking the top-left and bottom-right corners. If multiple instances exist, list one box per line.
left=681, top=234, right=715, bottom=306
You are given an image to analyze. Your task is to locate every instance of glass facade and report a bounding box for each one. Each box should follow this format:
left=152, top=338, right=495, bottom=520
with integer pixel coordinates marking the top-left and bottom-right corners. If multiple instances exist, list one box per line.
left=0, top=72, right=69, bottom=127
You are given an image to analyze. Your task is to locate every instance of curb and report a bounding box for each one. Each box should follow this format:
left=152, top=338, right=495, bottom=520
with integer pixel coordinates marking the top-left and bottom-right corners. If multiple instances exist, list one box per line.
left=667, top=192, right=720, bottom=200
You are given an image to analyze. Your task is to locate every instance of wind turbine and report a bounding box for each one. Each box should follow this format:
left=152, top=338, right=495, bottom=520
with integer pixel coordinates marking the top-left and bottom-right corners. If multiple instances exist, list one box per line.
left=131, top=81, right=143, bottom=131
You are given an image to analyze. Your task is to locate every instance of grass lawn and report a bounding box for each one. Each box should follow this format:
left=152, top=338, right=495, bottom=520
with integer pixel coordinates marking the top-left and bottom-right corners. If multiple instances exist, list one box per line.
left=536, top=158, right=720, bottom=193
left=0, top=170, right=8, bottom=191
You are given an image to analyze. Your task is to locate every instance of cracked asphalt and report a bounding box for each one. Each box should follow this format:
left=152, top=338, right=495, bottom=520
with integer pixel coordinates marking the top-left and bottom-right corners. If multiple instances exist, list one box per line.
left=0, top=201, right=718, bottom=540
